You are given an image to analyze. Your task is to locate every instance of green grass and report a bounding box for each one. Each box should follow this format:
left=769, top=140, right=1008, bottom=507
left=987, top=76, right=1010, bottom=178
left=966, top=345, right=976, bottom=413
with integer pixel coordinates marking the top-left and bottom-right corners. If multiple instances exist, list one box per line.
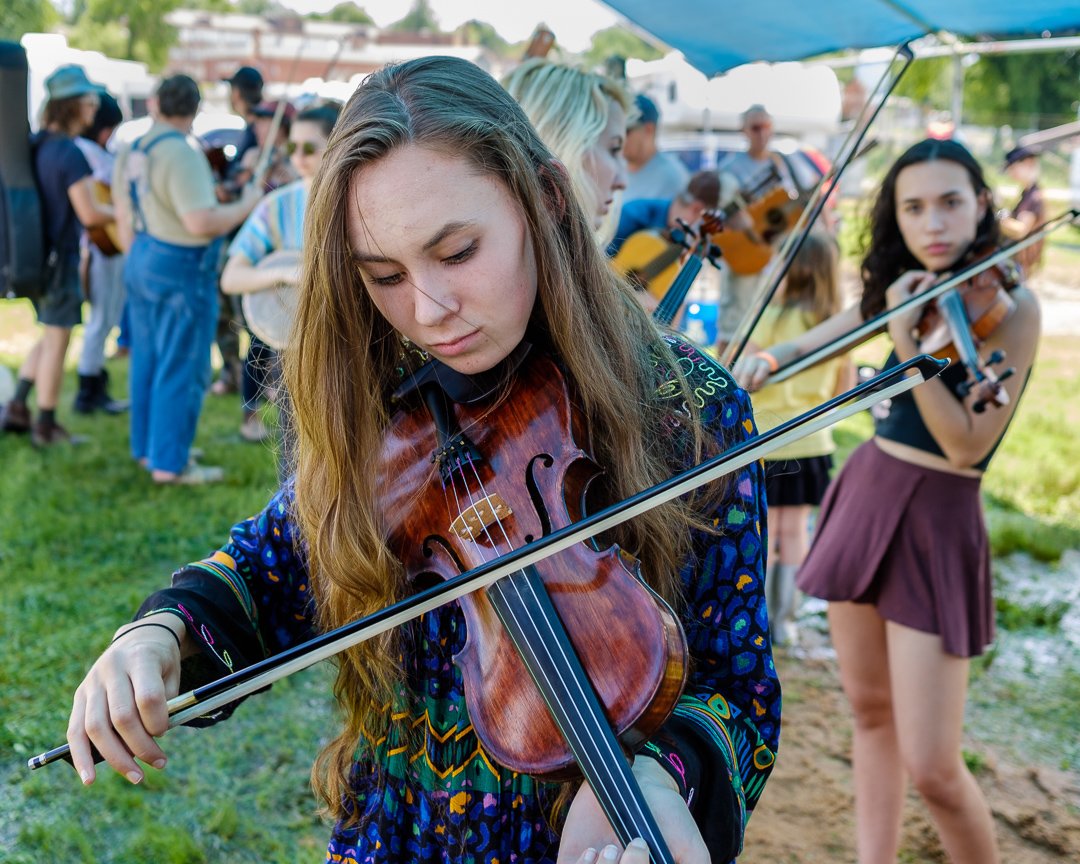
left=1, top=299, right=331, bottom=862
left=1, top=301, right=1078, bottom=860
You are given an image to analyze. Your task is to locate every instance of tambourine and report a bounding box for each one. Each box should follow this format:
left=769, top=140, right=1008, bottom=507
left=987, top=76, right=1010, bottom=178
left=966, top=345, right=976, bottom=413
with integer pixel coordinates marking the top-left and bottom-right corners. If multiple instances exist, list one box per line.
left=242, top=249, right=300, bottom=351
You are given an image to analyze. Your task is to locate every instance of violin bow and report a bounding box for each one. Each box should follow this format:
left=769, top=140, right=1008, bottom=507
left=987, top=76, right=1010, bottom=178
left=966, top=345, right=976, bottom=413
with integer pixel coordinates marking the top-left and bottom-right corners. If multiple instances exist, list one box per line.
left=767, top=207, right=1080, bottom=385
left=250, top=37, right=308, bottom=190
left=721, top=41, right=916, bottom=369
left=29, top=355, right=946, bottom=771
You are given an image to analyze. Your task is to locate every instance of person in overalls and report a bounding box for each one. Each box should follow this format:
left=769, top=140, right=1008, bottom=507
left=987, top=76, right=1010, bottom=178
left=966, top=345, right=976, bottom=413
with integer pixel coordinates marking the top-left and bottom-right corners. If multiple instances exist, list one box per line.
left=112, top=75, right=261, bottom=484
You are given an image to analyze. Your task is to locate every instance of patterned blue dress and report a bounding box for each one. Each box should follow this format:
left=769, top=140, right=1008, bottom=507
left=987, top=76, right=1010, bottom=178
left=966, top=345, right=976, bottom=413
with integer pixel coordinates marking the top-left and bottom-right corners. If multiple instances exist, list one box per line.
left=137, top=336, right=780, bottom=863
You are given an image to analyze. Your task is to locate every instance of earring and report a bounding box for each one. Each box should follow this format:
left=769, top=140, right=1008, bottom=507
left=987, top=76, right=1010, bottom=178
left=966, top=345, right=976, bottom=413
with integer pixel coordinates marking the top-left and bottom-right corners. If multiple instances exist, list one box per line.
left=398, top=333, right=429, bottom=364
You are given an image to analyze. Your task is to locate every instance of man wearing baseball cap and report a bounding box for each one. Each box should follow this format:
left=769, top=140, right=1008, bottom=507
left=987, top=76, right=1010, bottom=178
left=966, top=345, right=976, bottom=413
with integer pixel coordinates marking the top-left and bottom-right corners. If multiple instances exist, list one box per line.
left=623, top=92, right=689, bottom=202
left=224, top=65, right=264, bottom=167
left=1, top=64, right=114, bottom=445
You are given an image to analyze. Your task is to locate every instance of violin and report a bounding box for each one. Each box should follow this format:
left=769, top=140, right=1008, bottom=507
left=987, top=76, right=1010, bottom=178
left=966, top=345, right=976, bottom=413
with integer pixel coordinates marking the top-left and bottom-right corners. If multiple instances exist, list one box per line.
left=651, top=217, right=722, bottom=327
left=915, top=247, right=1020, bottom=413
left=378, top=346, right=685, bottom=861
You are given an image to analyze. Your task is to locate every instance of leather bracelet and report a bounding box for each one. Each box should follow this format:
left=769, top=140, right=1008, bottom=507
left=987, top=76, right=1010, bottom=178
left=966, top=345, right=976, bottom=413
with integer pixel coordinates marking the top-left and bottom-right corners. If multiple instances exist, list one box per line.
left=755, top=350, right=779, bottom=373
left=111, top=621, right=183, bottom=654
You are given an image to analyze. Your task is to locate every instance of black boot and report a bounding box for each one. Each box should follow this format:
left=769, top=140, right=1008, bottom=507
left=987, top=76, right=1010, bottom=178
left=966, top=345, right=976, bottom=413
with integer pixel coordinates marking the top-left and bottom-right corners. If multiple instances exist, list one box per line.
left=73, top=375, right=99, bottom=414
left=96, top=368, right=129, bottom=414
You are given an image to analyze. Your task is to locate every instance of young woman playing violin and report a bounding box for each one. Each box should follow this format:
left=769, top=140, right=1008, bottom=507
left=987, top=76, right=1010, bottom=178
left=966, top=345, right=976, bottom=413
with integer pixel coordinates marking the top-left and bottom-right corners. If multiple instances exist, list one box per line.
left=738, top=138, right=1040, bottom=863
left=66, top=57, right=778, bottom=864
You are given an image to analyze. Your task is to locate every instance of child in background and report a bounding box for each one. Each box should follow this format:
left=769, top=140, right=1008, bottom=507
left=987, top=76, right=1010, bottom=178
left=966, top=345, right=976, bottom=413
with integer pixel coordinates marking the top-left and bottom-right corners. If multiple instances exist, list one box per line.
left=748, top=231, right=846, bottom=646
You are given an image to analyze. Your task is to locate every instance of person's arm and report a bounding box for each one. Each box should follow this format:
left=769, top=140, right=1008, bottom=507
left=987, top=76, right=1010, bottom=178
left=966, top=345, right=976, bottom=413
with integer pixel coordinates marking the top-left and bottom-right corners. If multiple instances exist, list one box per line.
left=68, top=176, right=113, bottom=229
left=220, top=251, right=298, bottom=295
left=733, top=301, right=863, bottom=390
left=180, top=183, right=261, bottom=239
left=67, top=486, right=313, bottom=785
left=999, top=210, right=1037, bottom=240
left=110, top=148, right=135, bottom=252
left=642, top=374, right=775, bottom=862
left=885, top=272, right=1041, bottom=468
left=220, top=198, right=298, bottom=294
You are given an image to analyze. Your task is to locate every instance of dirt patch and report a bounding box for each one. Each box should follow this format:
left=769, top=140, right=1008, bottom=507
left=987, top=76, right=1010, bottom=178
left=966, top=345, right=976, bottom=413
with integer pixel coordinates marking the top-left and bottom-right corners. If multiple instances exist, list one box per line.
left=742, top=647, right=1080, bottom=862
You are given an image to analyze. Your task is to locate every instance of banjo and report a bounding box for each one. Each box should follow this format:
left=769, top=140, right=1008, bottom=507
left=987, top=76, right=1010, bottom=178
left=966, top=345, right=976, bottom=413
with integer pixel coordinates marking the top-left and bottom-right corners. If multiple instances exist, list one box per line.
left=242, top=249, right=300, bottom=351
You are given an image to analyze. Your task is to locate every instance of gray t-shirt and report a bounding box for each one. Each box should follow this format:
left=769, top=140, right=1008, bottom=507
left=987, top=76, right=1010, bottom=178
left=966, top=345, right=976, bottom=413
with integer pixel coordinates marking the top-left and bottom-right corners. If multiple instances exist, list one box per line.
left=717, top=150, right=819, bottom=207
left=625, top=151, right=690, bottom=202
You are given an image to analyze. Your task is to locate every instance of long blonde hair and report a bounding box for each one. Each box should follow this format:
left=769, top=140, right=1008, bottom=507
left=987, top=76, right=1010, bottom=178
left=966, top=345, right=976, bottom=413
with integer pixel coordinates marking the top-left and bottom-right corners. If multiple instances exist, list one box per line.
left=285, top=55, right=716, bottom=823
left=502, top=58, right=630, bottom=242
left=777, top=230, right=843, bottom=326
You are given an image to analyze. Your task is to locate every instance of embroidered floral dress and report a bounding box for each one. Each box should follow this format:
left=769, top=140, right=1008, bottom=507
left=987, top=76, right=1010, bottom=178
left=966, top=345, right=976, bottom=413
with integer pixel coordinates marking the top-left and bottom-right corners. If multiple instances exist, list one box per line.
left=137, top=336, right=780, bottom=864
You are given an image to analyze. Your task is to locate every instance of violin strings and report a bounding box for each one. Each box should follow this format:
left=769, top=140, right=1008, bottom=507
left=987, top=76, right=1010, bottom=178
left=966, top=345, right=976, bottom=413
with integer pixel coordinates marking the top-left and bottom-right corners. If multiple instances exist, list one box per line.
left=450, top=453, right=661, bottom=849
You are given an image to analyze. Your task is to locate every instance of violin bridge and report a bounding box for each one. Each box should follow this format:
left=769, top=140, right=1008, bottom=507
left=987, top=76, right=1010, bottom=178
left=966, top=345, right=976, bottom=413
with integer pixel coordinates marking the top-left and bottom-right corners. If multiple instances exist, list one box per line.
left=450, top=494, right=512, bottom=541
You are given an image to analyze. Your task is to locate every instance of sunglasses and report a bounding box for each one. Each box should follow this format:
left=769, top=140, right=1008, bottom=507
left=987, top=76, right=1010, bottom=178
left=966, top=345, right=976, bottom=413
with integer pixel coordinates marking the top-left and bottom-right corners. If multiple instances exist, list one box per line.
left=286, top=141, right=322, bottom=156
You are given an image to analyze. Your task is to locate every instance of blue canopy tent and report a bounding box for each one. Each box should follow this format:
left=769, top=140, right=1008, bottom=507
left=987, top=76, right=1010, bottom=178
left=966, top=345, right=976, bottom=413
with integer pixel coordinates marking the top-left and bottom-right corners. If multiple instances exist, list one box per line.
left=601, top=1, right=1080, bottom=76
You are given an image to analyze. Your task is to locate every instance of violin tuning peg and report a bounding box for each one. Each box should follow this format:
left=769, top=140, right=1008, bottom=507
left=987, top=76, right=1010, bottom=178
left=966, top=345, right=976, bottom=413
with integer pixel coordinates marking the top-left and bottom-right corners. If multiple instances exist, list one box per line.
left=987, top=349, right=1006, bottom=366
left=997, top=367, right=1015, bottom=383
left=972, top=399, right=988, bottom=414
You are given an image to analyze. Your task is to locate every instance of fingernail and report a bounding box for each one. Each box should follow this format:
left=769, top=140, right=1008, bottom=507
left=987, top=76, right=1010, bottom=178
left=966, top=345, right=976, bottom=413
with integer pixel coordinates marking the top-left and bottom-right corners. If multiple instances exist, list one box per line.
left=583, top=849, right=598, bottom=864
left=79, top=769, right=92, bottom=785
left=602, top=846, right=620, bottom=861
left=152, top=758, right=167, bottom=770
left=126, top=770, right=143, bottom=784
left=629, top=838, right=649, bottom=850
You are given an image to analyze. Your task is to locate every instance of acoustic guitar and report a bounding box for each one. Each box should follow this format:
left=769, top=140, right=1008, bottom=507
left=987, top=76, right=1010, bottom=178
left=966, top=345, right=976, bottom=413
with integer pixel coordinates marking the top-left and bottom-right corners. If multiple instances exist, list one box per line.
left=87, top=180, right=121, bottom=257
left=710, top=166, right=810, bottom=276
left=611, top=230, right=684, bottom=300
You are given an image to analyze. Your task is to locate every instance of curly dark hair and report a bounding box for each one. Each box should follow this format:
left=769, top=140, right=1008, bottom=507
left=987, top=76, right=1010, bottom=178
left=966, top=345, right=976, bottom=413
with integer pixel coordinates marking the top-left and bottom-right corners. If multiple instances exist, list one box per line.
left=860, top=138, right=999, bottom=320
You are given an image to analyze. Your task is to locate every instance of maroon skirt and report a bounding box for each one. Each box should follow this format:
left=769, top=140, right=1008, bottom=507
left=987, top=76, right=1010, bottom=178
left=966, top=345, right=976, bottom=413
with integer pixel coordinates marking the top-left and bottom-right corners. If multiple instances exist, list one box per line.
left=797, top=439, right=994, bottom=657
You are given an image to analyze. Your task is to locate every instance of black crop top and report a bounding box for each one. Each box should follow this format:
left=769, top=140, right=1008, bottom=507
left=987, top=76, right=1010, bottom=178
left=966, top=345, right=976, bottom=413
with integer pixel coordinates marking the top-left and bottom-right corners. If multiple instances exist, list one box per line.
left=873, top=349, right=1027, bottom=472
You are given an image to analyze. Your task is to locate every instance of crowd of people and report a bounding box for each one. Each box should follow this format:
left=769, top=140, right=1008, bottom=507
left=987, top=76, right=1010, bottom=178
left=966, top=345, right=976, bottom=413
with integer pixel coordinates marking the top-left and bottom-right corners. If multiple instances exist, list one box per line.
left=2, top=49, right=1049, bottom=864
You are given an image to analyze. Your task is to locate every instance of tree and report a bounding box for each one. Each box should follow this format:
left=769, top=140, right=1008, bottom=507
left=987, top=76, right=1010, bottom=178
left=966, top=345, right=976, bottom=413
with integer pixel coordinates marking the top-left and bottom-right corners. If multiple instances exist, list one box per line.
left=455, top=19, right=509, bottom=55
left=186, top=0, right=234, bottom=12
left=236, top=0, right=290, bottom=15
left=308, top=2, right=374, bottom=25
left=965, top=51, right=1080, bottom=129
left=80, top=0, right=180, bottom=69
left=895, top=50, right=1080, bottom=130
left=893, top=55, right=953, bottom=113
left=1, top=0, right=57, bottom=41
left=583, top=26, right=664, bottom=67
left=388, top=0, right=439, bottom=33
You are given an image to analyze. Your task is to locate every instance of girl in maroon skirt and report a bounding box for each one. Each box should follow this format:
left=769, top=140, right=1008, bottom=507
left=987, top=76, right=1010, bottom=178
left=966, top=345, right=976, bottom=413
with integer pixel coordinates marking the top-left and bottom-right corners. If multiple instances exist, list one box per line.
left=736, top=139, right=1041, bottom=864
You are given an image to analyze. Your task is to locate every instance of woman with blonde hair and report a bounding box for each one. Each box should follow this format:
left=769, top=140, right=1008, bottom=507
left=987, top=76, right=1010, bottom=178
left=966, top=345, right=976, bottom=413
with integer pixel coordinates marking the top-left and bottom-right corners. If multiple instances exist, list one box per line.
left=64, top=56, right=777, bottom=864
left=503, top=57, right=630, bottom=242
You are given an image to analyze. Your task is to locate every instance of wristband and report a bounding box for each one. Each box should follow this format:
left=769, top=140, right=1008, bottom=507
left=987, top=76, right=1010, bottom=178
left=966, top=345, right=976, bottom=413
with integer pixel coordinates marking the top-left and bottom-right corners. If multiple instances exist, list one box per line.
left=111, top=621, right=182, bottom=654
left=755, top=350, right=779, bottom=373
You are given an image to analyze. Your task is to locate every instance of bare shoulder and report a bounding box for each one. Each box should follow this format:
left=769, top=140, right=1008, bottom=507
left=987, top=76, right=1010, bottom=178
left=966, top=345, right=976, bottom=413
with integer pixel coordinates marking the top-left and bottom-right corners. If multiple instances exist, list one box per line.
left=995, top=284, right=1040, bottom=347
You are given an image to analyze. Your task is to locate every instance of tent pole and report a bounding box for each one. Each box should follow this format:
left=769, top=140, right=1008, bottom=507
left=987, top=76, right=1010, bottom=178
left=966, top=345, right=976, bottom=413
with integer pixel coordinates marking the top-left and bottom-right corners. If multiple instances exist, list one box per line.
left=720, top=42, right=915, bottom=368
